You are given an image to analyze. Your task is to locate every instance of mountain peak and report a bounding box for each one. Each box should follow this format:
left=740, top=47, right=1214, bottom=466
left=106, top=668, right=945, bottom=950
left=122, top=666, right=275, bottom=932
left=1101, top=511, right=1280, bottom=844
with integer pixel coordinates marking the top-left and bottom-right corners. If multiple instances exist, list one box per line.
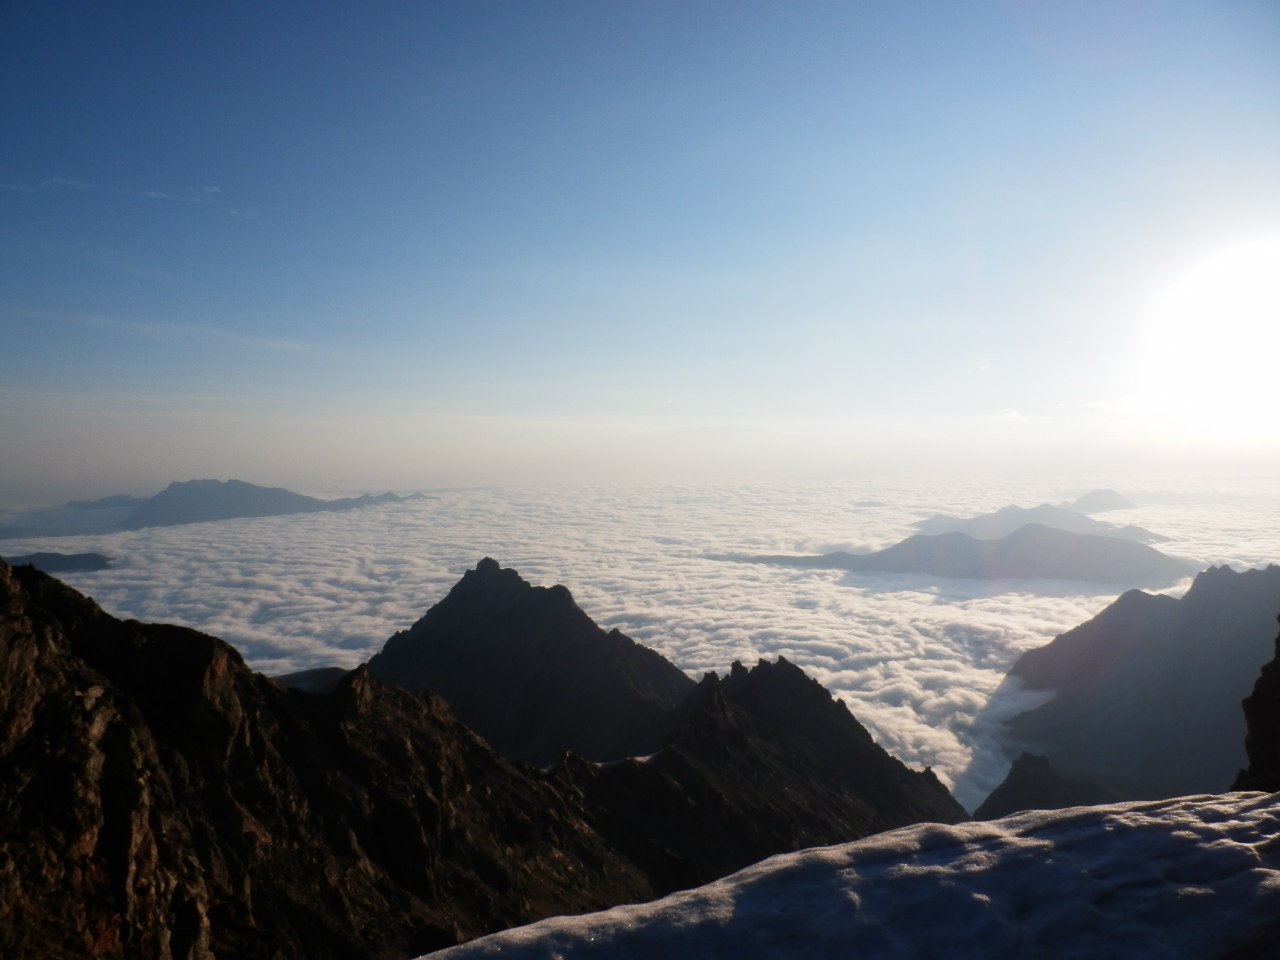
left=368, top=559, right=696, bottom=766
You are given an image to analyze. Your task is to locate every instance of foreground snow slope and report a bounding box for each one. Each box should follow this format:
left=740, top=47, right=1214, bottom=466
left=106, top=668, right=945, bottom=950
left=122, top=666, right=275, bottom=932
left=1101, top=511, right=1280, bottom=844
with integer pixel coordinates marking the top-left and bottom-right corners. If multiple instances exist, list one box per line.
left=425, top=792, right=1280, bottom=960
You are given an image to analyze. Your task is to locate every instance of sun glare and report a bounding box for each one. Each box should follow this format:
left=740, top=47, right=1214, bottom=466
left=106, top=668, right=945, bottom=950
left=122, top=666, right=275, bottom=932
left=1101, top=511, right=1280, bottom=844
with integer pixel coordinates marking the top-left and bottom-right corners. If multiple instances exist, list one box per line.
left=1134, top=235, right=1280, bottom=442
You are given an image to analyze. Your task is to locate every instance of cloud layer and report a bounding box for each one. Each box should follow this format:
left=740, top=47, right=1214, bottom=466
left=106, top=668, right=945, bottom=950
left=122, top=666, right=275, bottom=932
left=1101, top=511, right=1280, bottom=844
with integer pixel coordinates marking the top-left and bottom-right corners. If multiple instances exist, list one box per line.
left=9, top=477, right=1278, bottom=811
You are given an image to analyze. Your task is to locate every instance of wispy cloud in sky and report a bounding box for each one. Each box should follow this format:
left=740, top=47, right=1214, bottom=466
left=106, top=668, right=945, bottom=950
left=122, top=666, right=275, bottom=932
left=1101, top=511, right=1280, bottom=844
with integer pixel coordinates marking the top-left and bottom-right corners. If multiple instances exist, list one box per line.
left=2, top=178, right=92, bottom=192
left=73, top=313, right=311, bottom=354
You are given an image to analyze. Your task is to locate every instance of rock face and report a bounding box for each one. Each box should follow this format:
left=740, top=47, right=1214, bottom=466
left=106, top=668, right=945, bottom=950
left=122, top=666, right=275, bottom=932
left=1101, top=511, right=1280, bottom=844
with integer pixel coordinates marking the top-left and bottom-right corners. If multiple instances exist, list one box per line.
left=0, top=560, right=650, bottom=959
left=368, top=558, right=697, bottom=766
left=1004, top=565, right=1280, bottom=798
left=973, top=753, right=1120, bottom=820
left=1234, top=616, right=1280, bottom=792
left=752, top=523, right=1197, bottom=587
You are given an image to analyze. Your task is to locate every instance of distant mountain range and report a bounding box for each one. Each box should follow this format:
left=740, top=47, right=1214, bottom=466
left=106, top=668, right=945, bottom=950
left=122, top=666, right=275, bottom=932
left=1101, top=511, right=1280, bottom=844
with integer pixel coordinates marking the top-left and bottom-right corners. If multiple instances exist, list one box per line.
left=745, top=523, right=1198, bottom=587
left=912, top=501, right=1168, bottom=543
left=0, top=478, right=428, bottom=538
left=1, top=557, right=962, bottom=959
left=0, top=552, right=111, bottom=572
left=994, top=564, right=1280, bottom=800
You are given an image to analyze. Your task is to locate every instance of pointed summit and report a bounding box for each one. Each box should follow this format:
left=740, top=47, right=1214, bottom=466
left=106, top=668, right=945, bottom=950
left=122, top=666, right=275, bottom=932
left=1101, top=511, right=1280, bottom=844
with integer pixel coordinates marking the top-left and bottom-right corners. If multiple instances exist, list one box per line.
left=367, top=559, right=696, bottom=766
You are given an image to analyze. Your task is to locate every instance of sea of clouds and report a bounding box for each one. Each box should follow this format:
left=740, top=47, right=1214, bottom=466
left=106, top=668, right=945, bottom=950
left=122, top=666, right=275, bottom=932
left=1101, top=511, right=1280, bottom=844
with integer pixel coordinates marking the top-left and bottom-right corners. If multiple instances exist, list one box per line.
left=6, top=476, right=1278, bottom=811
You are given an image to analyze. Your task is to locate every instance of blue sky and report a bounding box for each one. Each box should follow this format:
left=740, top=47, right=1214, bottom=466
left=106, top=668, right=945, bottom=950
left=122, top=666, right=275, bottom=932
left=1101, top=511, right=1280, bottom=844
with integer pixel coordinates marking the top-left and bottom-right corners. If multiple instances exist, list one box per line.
left=3, top=1, right=1279, bottom=502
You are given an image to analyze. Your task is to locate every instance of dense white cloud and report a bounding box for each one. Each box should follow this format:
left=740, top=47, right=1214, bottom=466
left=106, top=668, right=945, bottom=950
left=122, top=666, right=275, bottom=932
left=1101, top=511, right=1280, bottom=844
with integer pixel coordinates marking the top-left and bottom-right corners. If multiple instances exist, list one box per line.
left=8, top=477, right=1278, bottom=811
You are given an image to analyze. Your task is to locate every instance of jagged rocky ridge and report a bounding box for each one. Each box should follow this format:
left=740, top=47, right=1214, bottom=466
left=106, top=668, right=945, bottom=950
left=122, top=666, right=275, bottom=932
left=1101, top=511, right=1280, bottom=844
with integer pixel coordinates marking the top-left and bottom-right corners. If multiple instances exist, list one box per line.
left=999, top=564, right=1280, bottom=799
left=0, top=558, right=963, bottom=958
left=368, top=558, right=965, bottom=888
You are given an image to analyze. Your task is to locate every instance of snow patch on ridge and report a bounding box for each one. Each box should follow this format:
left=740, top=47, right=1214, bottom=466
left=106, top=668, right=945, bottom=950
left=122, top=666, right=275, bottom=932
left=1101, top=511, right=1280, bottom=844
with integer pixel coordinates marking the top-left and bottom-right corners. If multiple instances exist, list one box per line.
left=424, top=791, right=1280, bottom=959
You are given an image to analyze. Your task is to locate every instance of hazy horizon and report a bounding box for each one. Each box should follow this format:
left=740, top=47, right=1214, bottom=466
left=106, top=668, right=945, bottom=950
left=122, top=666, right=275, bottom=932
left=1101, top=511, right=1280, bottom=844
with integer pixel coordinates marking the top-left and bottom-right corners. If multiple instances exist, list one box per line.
left=4, top=2, right=1279, bottom=505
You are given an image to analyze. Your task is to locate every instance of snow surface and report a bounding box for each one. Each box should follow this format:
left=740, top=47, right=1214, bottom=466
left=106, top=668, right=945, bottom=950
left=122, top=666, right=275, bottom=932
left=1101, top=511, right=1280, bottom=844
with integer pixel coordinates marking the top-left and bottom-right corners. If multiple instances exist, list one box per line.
left=423, top=792, right=1280, bottom=960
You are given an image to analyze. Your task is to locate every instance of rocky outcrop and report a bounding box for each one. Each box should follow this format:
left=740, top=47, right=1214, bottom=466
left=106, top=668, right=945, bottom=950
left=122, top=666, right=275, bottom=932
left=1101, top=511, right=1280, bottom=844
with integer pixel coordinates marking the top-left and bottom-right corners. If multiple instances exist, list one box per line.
left=368, top=558, right=697, bottom=766
left=0, top=561, right=650, bottom=959
left=1234, top=616, right=1280, bottom=792
left=973, top=753, right=1120, bottom=819
left=1004, top=565, right=1280, bottom=798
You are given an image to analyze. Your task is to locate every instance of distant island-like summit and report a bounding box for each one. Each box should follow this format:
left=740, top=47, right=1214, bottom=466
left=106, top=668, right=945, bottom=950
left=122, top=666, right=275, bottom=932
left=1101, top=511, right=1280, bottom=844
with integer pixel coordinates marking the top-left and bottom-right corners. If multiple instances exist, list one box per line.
left=738, top=523, right=1198, bottom=588
left=0, top=479, right=431, bottom=539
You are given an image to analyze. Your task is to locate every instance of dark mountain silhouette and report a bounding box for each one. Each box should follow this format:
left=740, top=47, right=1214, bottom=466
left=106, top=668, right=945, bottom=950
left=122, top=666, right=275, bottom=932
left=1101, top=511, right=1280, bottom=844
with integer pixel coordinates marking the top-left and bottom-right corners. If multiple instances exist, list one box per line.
left=1, top=558, right=965, bottom=957
left=368, top=558, right=697, bottom=766
left=1, top=552, right=111, bottom=572
left=913, top=502, right=1167, bottom=543
left=1061, top=488, right=1136, bottom=513
left=973, top=752, right=1120, bottom=820
left=748, top=523, right=1196, bottom=587
left=1234, top=615, right=1280, bottom=793
left=559, top=657, right=966, bottom=893
left=1003, top=564, right=1280, bottom=798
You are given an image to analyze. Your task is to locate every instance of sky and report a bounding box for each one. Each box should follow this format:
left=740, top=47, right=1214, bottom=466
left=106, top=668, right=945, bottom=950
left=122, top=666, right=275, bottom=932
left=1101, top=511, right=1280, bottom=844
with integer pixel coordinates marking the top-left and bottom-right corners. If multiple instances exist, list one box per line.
left=3, top=1, right=1279, bottom=504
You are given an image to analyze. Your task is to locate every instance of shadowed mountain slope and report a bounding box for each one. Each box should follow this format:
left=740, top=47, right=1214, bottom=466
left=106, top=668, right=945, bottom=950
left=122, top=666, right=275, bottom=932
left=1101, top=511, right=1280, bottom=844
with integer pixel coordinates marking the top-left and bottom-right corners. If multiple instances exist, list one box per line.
left=1004, top=564, right=1280, bottom=798
left=367, top=558, right=697, bottom=767
left=749, top=523, right=1196, bottom=587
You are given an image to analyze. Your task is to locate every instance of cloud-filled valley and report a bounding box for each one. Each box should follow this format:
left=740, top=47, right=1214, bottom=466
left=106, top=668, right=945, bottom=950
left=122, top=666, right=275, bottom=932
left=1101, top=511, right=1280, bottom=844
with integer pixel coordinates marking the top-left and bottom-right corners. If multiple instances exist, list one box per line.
left=6, top=477, right=1278, bottom=811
